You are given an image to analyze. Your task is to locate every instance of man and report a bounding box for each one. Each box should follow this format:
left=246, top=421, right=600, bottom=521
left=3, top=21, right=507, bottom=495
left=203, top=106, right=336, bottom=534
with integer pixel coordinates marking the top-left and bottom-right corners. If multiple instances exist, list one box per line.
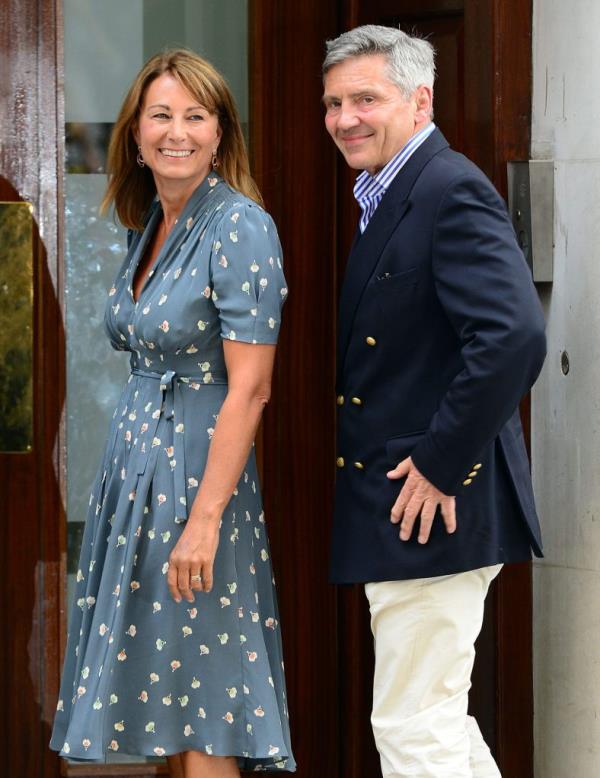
left=323, top=25, right=546, bottom=777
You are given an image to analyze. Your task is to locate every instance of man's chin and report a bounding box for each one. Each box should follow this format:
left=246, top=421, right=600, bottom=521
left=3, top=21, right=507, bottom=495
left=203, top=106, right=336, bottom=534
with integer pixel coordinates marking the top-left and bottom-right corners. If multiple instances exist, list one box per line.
left=338, top=150, right=370, bottom=171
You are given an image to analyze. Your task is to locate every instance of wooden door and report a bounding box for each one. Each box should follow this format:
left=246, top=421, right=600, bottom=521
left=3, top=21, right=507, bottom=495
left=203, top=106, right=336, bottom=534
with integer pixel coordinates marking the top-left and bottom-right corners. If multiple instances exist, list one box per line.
left=250, top=4, right=340, bottom=775
left=0, top=1, right=533, bottom=776
left=255, top=1, right=534, bottom=776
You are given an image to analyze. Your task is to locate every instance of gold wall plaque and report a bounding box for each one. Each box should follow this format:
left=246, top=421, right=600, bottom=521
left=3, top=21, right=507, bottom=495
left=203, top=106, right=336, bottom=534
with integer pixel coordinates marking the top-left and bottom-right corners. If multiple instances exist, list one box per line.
left=0, top=202, right=33, bottom=452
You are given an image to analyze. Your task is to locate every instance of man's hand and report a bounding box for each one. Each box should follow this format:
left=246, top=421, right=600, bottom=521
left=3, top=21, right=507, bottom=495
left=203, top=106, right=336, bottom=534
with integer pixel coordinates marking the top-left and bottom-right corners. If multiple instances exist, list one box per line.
left=387, top=456, right=456, bottom=544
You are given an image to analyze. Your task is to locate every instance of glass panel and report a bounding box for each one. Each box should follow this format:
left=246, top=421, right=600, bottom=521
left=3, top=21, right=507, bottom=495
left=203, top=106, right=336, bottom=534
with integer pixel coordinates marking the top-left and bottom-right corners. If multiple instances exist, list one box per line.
left=64, top=174, right=129, bottom=609
left=63, top=0, right=248, bottom=765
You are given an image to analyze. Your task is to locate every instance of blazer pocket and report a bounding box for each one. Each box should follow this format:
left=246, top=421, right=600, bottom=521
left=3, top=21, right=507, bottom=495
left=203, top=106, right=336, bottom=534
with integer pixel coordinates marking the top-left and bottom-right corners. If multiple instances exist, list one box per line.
left=373, top=266, right=418, bottom=294
left=385, top=429, right=427, bottom=465
left=373, top=267, right=419, bottom=323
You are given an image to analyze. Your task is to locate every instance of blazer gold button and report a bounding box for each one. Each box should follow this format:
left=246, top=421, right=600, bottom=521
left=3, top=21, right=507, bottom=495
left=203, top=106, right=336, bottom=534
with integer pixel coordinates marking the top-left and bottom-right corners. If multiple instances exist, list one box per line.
left=463, top=478, right=473, bottom=486
left=336, top=395, right=344, bottom=405
left=354, top=461, right=364, bottom=470
left=336, top=457, right=345, bottom=467
left=468, top=471, right=478, bottom=478
left=365, top=336, right=377, bottom=346
left=473, top=463, right=482, bottom=470
left=351, top=397, right=363, bottom=405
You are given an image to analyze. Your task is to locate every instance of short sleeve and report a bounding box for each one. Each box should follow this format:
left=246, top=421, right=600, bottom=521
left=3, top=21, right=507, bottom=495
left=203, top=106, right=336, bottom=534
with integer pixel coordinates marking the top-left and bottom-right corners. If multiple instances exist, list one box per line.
left=209, top=201, right=288, bottom=344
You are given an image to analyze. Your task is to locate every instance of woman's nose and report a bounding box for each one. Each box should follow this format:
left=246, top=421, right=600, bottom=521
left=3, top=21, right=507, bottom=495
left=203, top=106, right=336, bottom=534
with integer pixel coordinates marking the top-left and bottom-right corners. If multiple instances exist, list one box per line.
left=168, top=118, right=187, bottom=142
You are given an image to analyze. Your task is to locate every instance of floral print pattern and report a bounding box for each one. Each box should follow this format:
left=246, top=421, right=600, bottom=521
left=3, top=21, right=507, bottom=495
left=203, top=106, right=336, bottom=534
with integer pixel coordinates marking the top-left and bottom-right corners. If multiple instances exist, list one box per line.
left=50, top=175, right=295, bottom=771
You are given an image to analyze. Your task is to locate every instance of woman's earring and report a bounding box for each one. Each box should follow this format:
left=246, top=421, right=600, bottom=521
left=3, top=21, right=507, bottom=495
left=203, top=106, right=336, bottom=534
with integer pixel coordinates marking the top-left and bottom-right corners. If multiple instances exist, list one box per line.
left=137, top=146, right=145, bottom=168
left=211, top=149, right=219, bottom=169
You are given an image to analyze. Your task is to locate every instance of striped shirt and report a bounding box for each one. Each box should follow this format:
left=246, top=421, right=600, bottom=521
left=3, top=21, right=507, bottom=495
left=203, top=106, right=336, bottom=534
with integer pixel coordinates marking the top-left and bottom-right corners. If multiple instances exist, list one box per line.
left=354, top=122, right=437, bottom=233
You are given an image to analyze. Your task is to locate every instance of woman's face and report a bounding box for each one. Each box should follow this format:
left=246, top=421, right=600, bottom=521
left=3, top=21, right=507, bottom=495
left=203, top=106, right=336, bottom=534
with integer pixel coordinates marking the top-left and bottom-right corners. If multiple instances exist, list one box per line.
left=135, top=72, right=221, bottom=193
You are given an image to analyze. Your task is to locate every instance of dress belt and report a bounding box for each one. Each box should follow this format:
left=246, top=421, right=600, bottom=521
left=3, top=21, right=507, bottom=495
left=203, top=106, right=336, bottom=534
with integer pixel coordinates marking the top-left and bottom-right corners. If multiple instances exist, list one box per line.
left=130, top=367, right=226, bottom=522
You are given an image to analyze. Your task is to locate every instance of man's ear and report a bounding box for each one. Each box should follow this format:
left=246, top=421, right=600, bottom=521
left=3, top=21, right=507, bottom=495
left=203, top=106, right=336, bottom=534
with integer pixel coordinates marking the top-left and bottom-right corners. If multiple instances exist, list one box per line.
left=414, top=85, right=433, bottom=121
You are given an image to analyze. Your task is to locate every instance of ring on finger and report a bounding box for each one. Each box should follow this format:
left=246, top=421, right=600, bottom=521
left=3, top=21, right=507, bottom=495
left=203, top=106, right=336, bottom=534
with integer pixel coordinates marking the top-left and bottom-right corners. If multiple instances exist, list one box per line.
left=190, top=573, right=202, bottom=582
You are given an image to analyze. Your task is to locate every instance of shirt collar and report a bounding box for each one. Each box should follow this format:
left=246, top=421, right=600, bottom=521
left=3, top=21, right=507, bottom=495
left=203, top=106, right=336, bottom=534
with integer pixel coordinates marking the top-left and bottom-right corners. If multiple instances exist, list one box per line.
left=353, top=122, right=437, bottom=203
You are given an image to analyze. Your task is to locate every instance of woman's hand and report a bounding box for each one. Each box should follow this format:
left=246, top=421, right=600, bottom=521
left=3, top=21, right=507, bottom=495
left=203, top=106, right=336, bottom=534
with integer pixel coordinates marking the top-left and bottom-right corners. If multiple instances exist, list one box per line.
left=167, top=516, right=220, bottom=602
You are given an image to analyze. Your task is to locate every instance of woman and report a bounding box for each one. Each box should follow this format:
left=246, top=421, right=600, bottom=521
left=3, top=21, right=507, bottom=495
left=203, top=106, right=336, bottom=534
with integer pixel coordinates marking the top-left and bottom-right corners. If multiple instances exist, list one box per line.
left=50, top=49, right=295, bottom=776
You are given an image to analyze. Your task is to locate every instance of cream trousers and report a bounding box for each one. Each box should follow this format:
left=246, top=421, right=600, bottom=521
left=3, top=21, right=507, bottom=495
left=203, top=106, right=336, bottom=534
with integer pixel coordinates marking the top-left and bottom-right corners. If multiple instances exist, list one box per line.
left=365, top=565, right=503, bottom=778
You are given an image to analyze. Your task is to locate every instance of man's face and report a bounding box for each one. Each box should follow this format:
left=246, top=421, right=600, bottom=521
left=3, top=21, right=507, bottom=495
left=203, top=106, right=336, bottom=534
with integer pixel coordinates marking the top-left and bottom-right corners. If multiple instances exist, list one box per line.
left=323, top=54, right=430, bottom=175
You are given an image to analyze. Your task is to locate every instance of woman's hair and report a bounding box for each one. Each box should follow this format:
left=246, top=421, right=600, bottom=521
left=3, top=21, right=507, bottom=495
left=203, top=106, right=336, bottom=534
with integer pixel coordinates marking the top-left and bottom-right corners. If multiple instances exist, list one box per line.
left=101, top=48, right=262, bottom=230
left=323, top=25, right=435, bottom=105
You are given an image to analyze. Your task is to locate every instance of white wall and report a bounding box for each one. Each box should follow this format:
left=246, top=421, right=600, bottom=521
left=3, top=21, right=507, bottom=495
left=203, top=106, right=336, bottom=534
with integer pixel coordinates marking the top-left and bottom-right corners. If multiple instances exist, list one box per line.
left=532, top=1, right=600, bottom=775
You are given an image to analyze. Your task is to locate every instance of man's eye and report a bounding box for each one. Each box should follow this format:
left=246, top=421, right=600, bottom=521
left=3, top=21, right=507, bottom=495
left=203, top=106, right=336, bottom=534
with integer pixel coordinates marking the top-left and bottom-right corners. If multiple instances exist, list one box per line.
left=326, top=102, right=340, bottom=111
left=362, top=96, right=374, bottom=104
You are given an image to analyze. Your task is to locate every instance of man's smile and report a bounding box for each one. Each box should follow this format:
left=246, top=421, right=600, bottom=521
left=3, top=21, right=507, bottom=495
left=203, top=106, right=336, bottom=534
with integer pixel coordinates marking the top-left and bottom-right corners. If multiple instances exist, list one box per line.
left=340, top=133, right=373, bottom=146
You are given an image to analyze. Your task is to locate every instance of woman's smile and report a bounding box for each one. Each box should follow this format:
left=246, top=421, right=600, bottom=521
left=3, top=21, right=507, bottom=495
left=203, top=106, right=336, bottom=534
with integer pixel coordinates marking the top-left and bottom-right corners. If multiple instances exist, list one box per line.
left=159, top=148, right=195, bottom=158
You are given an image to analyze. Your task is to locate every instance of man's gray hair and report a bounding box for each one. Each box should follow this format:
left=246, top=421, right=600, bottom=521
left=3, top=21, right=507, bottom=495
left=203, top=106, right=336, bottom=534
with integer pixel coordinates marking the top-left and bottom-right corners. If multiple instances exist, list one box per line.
left=323, top=25, right=436, bottom=99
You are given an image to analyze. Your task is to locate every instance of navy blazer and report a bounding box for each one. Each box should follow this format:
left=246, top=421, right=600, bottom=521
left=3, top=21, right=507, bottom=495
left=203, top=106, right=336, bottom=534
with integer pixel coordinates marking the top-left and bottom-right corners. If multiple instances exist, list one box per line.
left=331, top=129, right=547, bottom=584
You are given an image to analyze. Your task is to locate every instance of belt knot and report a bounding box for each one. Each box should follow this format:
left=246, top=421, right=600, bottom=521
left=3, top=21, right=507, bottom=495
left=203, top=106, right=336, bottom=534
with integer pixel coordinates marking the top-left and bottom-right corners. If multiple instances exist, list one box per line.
left=134, top=368, right=188, bottom=522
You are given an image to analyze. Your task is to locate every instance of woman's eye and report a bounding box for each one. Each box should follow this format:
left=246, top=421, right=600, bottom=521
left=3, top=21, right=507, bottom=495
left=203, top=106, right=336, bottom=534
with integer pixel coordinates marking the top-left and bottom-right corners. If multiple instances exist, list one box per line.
left=188, top=114, right=205, bottom=121
left=153, top=112, right=170, bottom=119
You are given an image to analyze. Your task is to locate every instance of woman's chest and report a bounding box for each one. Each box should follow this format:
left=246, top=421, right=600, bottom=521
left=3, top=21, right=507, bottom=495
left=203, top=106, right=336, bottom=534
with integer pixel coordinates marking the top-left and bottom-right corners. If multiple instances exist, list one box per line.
left=108, top=233, right=218, bottom=353
left=132, top=227, right=164, bottom=303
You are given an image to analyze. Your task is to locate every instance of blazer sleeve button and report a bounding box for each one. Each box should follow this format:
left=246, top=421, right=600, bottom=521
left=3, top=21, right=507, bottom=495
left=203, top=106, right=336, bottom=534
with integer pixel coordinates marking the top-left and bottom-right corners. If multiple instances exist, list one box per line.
left=468, top=471, right=478, bottom=478
left=336, top=395, right=344, bottom=405
left=463, top=478, right=473, bottom=486
left=365, top=336, right=377, bottom=346
left=351, top=397, right=363, bottom=406
left=353, top=461, right=365, bottom=470
left=336, top=457, right=345, bottom=468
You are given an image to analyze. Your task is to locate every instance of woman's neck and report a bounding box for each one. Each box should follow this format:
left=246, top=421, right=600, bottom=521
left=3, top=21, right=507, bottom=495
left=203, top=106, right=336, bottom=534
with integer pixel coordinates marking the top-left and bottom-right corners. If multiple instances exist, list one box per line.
left=154, top=172, right=209, bottom=231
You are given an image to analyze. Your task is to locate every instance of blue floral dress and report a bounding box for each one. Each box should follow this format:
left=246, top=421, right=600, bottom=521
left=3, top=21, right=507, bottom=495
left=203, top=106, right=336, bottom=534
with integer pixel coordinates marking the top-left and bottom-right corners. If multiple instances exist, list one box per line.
left=50, top=174, right=295, bottom=771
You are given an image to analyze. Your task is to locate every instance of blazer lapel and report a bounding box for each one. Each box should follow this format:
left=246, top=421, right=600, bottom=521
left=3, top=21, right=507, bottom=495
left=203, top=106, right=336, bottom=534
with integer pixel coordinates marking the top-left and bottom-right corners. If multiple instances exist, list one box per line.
left=336, top=128, right=450, bottom=383
left=336, top=198, right=410, bottom=378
